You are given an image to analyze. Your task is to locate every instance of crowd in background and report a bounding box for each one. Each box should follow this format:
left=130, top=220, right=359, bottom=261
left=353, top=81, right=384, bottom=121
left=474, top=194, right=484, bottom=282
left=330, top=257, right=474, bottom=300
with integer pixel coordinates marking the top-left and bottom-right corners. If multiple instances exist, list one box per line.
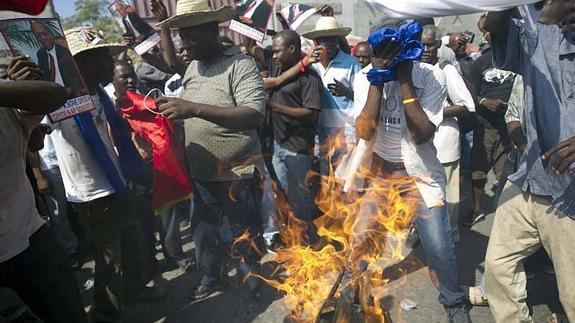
left=1, top=0, right=574, bottom=323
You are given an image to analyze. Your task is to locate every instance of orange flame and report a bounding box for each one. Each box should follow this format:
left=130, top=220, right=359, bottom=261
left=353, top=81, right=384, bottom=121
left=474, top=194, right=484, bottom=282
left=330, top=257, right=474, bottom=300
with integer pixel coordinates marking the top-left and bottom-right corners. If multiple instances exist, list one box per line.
left=245, top=132, right=420, bottom=321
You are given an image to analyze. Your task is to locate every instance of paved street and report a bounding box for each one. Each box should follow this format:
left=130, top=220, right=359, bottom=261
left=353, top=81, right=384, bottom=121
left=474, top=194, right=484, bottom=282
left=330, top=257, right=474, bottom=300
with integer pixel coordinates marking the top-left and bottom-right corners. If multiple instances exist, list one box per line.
left=69, top=176, right=562, bottom=323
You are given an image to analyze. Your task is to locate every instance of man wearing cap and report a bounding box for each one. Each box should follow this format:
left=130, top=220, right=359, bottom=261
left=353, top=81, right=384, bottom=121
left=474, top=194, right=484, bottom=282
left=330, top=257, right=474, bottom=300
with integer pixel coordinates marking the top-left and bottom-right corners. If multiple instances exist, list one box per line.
left=54, top=27, right=160, bottom=322
left=302, top=16, right=360, bottom=175
left=155, top=0, right=266, bottom=299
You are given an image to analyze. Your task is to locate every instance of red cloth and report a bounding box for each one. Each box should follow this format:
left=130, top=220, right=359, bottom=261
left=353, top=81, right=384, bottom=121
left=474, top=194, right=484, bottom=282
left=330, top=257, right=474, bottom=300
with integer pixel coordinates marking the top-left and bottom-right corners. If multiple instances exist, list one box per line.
left=0, top=0, right=48, bottom=15
left=119, top=91, right=193, bottom=212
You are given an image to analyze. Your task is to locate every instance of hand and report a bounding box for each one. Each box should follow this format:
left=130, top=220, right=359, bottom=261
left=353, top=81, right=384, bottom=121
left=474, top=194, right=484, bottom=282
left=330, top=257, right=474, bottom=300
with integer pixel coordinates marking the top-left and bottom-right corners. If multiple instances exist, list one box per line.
left=150, top=0, right=168, bottom=21
left=481, top=98, right=507, bottom=112
left=35, top=174, right=50, bottom=195
left=155, top=96, right=198, bottom=119
left=327, top=79, right=353, bottom=98
left=542, top=136, right=575, bottom=174
left=7, top=55, right=42, bottom=81
left=318, top=5, right=334, bottom=16
left=123, top=34, right=136, bottom=48
left=303, top=54, right=319, bottom=66
left=371, top=40, right=400, bottom=70
left=396, top=61, right=413, bottom=85
left=239, top=16, right=254, bottom=25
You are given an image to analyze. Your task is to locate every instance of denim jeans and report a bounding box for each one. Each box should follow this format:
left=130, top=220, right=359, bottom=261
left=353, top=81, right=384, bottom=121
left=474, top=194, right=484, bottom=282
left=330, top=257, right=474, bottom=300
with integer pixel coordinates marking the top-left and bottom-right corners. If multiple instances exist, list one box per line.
left=191, top=177, right=265, bottom=288
left=259, top=165, right=279, bottom=244
left=0, top=225, right=87, bottom=323
left=43, top=167, right=79, bottom=255
left=355, top=168, right=465, bottom=307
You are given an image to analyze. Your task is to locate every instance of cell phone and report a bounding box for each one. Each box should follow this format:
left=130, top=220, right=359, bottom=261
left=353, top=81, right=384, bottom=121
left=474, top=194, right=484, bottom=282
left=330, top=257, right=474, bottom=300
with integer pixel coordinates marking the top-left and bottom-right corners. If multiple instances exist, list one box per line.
left=463, top=31, right=475, bottom=44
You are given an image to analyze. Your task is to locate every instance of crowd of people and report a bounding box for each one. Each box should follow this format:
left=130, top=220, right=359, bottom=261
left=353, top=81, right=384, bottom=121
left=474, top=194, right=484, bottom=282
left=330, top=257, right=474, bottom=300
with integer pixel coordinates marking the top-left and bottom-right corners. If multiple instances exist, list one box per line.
left=1, top=0, right=574, bottom=322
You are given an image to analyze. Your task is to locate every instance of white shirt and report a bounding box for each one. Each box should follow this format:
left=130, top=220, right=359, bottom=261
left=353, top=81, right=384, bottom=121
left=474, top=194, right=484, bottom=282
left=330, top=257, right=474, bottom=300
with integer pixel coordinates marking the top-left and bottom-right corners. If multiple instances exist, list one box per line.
left=433, top=63, right=475, bottom=164
left=0, top=107, right=45, bottom=262
left=50, top=94, right=124, bottom=203
left=354, top=63, right=447, bottom=208
left=47, top=46, right=64, bottom=86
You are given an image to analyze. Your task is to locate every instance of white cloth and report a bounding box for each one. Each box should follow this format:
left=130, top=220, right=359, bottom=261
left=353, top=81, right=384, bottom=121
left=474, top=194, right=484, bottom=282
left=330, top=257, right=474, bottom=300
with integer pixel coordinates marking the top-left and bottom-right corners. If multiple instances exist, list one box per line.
left=50, top=94, right=123, bottom=203
left=354, top=63, right=447, bottom=208
left=0, top=107, right=45, bottom=262
left=47, top=46, right=64, bottom=86
left=366, top=0, right=539, bottom=18
left=433, top=63, right=475, bottom=164
left=164, top=73, right=183, bottom=97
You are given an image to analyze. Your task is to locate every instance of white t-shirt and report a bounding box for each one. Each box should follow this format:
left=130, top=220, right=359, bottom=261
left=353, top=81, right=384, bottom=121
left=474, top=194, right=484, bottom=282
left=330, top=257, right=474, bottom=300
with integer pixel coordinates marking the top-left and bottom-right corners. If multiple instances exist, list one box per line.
left=354, top=63, right=447, bottom=208
left=433, top=63, right=475, bottom=164
left=0, top=107, right=45, bottom=262
left=50, top=94, right=124, bottom=203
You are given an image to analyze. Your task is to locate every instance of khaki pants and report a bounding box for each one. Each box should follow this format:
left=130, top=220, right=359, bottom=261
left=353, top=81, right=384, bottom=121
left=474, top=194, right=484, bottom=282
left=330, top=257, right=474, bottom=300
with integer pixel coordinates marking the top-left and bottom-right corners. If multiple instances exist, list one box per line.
left=485, top=182, right=575, bottom=323
left=443, top=160, right=460, bottom=242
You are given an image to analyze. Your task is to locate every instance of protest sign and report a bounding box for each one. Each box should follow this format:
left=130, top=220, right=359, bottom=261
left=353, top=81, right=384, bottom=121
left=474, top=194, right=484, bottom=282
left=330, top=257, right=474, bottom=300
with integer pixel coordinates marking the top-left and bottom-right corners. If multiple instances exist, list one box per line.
left=108, top=0, right=160, bottom=55
left=277, top=3, right=317, bottom=31
left=0, top=18, right=95, bottom=122
left=230, top=0, right=275, bottom=42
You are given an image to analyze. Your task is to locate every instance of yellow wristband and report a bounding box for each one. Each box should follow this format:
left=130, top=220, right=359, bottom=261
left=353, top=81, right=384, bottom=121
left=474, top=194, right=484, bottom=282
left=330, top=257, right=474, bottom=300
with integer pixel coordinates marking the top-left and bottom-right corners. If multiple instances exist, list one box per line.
left=402, top=98, right=418, bottom=105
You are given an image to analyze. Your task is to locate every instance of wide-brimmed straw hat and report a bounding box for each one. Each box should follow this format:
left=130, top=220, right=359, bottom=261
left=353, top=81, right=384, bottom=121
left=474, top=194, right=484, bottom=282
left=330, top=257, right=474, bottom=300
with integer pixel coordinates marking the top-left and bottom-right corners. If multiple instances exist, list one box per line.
left=157, top=0, right=233, bottom=29
left=302, top=16, right=352, bottom=40
left=65, top=27, right=126, bottom=57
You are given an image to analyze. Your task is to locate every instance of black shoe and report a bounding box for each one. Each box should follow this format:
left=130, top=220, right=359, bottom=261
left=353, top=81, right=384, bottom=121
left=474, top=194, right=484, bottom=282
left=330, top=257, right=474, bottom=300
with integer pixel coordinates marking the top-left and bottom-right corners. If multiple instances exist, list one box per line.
left=405, top=225, right=420, bottom=249
left=445, top=303, right=472, bottom=323
left=191, top=280, right=229, bottom=300
left=463, top=210, right=486, bottom=227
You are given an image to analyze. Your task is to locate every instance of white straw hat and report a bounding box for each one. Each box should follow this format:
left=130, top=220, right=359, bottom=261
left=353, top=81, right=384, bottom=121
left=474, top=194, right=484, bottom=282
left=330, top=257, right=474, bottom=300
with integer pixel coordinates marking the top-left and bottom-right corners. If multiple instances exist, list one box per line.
left=302, top=16, right=352, bottom=40
left=157, top=0, right=233, bottom=29
left=64, top=27, right=126, bottom=57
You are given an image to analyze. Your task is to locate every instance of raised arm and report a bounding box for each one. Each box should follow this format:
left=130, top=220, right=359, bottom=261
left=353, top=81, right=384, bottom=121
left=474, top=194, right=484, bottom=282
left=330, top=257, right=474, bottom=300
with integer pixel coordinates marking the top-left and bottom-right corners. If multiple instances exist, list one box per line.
left=151, top=0, right=187, bottom=76
left=484, top=9, right=520, bottom=46
left=264, top=55, right=317, bottom=89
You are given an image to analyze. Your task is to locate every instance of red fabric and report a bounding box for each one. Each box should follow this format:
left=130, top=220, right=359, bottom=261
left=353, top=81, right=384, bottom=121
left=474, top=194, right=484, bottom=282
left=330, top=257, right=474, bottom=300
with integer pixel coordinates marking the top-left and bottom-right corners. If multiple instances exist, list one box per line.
left=0, top=0, right=48, bottom=15
left=119, top=91, right=193, bottom=212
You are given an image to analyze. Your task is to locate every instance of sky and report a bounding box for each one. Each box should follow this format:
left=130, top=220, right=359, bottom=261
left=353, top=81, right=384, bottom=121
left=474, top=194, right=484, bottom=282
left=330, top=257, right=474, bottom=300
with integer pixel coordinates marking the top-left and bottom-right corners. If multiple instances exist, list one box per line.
left=52, top=0, right=78, bottom=18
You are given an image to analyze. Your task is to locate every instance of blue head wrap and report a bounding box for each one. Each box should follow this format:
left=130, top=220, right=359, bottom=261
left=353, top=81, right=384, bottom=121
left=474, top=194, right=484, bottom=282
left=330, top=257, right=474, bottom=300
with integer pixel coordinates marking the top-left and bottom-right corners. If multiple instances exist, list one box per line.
left=366, top=20, right=424, bottom=84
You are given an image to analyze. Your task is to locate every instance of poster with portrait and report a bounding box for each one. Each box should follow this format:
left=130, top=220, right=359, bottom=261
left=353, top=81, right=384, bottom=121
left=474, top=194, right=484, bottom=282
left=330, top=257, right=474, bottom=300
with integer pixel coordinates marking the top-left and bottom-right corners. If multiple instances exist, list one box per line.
left=108, top=0, right=161, bottom=55
left=229, top=0, right=275, bottom=42
left=0, top=18, right=95, bottom=122
left=277, top=3, right=317, bottom=31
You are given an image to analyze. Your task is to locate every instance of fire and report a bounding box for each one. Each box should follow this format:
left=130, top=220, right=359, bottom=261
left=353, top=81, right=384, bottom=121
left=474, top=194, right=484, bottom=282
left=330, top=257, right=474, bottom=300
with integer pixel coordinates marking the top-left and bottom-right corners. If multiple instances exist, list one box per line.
left=247, top=132, right=420, bottom=322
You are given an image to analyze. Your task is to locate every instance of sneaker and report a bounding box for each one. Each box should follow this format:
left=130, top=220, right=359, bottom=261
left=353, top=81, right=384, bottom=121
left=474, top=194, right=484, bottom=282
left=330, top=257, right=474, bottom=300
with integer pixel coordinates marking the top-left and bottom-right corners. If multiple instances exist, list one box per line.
left=445, top=303, right=472, bottom=323
left=468, top=286, right=488, bottom=306
left=405, top=226, right=420, bottom=249
left=191, top=280, right=229, bottom=300
left=463, top=210, right=486, bottom=226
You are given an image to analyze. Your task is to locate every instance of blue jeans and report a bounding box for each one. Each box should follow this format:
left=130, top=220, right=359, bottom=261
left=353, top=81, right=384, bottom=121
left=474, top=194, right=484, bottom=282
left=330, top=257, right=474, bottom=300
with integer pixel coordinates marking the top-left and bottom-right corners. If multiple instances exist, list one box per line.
left=259, top=165, right=279, bottom=243
left=355, top=167, right=465, bottom=307
left=191, top=177, right=265, bottom=288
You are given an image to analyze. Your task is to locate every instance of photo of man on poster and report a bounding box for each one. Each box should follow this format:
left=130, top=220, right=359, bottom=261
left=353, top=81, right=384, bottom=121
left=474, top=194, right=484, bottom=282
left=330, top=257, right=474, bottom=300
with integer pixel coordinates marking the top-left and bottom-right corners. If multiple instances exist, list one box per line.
left=236, top=0, right=274, bottom=31
left=111, top=0, right=154, bottom=42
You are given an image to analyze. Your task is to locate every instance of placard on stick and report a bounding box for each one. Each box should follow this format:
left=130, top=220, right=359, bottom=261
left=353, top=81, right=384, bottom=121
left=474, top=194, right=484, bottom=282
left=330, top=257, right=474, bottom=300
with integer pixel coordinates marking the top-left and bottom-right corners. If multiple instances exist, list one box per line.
left=229, top=0, right=275, bottom=42
left=108, top=0, right=161, bottom=55
left=0, top=18, right=95, bottom=122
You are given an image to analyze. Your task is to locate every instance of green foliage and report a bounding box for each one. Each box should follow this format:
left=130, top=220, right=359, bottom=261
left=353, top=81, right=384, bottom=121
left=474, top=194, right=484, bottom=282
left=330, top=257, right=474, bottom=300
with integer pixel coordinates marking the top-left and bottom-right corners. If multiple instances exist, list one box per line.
left=62, top=0, right=123, bottom=42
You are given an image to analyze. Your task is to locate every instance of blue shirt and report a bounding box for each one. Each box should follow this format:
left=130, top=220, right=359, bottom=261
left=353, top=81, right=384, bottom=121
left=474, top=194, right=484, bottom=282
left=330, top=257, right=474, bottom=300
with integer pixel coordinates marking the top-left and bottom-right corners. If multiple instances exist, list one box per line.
left=491, top=6, right=575, bottom=219
left=311, top=50, right=360, bottom=128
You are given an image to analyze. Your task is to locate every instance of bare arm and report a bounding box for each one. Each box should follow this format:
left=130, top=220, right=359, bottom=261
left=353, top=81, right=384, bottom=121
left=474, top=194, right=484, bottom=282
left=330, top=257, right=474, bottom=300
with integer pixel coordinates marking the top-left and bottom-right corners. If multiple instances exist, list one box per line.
left=244, top=37, right=268, bottom=68
left=400, top=80, right=437, bottom=144
left=155, top=96, right=264, bottom=130
left=264, top=56, right=317, bottom=89
left=0, top=81, right=66, bottom=113
left=444, top=105, right=470, bottom=118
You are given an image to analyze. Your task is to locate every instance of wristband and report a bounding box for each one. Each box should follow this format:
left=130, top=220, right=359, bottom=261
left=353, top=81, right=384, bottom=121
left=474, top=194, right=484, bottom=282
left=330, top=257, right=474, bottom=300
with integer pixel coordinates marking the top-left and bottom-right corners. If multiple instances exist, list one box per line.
left=402, top=98, right=418, bottom=105
left=299, top=59, right=306, bottom=72
left=479, top=98, right=487, bottom=105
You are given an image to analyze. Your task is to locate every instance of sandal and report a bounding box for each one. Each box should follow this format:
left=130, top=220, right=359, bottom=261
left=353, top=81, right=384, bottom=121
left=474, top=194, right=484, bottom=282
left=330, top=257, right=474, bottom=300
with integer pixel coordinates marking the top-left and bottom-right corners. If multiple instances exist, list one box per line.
left=468, top=286, right=488, bottom=306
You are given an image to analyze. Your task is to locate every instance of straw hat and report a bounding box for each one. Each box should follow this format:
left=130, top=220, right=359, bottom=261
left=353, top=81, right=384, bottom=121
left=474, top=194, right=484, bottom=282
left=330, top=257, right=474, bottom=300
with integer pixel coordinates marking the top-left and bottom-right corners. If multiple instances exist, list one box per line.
left=64, top=27, right=126, bottom=57
left=157, top=0, right=233, bottom=29
left=302, top=16, right=351, bottom=40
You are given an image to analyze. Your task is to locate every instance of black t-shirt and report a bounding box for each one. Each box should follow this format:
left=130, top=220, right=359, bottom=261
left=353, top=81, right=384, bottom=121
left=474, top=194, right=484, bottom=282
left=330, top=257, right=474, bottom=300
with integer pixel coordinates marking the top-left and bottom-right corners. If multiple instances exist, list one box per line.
left=470, top=49, right=516, bottom=126
left=269, top=64, right=323, bottom=153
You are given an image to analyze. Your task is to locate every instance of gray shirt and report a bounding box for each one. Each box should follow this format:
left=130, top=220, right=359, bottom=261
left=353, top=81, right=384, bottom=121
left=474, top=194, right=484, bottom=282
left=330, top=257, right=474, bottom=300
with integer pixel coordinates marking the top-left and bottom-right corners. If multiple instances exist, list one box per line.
left=180, top=46, right=265, bottom=182
left=492, top=6, right=575, bottom=219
